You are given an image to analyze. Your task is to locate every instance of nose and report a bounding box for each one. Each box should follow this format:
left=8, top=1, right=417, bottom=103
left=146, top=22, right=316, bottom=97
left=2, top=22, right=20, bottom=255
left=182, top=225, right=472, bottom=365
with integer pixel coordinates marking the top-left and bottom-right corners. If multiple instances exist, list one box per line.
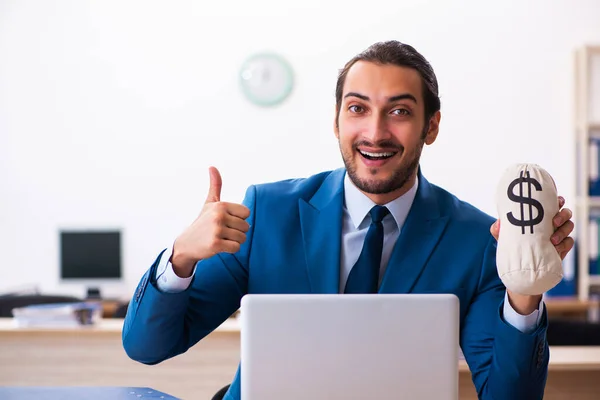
left=362, top=115, right=391, bottom=144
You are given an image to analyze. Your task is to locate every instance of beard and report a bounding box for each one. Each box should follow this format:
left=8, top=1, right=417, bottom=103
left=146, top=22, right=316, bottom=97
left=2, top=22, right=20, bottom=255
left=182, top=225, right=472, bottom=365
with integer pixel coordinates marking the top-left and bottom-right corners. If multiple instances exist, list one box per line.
left=340, top=138, right=423, bottom=195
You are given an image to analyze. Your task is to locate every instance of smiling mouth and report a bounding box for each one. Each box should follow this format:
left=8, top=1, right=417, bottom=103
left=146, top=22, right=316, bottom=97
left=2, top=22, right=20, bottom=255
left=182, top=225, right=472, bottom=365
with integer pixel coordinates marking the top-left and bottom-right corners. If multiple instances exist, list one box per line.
left=358, top=149, right=397, bottom=160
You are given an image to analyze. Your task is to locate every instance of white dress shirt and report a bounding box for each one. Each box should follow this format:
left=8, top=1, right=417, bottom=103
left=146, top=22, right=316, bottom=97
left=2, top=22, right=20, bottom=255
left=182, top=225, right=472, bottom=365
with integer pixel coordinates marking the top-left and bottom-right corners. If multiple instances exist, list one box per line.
left=155, top=173, right=544, bottom=333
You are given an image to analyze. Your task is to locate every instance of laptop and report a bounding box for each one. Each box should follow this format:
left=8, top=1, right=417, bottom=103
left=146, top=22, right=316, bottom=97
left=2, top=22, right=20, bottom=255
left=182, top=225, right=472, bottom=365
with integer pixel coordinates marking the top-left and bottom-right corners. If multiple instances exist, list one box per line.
left=240, top=293, right=459, bottom=400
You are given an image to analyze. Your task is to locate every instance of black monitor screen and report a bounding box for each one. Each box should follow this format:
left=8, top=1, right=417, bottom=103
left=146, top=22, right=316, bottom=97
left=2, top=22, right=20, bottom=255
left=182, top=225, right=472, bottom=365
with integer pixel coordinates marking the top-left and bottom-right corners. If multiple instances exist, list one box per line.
left=60, top=231, right=121, bottom=279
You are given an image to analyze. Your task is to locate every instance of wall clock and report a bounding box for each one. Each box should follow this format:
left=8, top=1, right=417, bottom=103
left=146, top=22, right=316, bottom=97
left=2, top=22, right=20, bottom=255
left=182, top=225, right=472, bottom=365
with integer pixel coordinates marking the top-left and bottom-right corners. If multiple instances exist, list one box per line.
left=239, top=53, right=294, bottom=107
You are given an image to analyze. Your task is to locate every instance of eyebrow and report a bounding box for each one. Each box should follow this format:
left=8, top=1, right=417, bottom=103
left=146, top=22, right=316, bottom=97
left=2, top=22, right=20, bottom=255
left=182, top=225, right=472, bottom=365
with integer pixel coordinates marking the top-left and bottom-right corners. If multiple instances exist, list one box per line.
left=344, top=92, right=418, bottom=104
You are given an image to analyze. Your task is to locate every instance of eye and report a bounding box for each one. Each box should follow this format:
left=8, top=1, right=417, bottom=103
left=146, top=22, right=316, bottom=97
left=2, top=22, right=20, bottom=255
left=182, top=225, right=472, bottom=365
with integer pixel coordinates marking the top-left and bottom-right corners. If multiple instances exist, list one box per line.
left=391, top=108, right=410, bottom=116
left=348, top=105, right=364, bottom=113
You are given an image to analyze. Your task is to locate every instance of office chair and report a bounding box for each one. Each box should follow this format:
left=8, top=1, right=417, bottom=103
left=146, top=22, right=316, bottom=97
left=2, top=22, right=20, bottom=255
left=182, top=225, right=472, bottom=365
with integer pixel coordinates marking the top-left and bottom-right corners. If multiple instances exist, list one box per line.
left=0, top=294, right=82, bottom=317
left=211, top=384, right=230, bottom=400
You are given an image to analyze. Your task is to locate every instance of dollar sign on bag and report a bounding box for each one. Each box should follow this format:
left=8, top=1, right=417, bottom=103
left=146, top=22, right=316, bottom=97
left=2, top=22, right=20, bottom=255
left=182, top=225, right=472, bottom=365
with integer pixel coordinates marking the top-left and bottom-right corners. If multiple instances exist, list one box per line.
left=506, top=170, right=544, bottom=234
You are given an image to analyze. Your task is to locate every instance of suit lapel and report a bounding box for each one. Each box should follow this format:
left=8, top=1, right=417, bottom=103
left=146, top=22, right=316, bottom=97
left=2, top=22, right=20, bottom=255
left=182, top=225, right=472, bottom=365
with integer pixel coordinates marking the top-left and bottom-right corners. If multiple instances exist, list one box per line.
left=299, top=169, right=345, bottom=294
left=379, top=170, right=449, bottom=293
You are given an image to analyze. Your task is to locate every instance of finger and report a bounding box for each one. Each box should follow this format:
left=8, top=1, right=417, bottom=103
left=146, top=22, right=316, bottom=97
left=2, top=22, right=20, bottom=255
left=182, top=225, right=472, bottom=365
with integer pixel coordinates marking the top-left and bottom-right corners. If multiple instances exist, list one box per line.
left=219, top=227, right=247, bottom=245
left=205, top=166, right=222, bottom=204
left=225, top=214, right=251, bottom=233
left=215, top=239, right=242, bottom=254
left=555, top=236, right=574, bottom=259
left=558, top=196, right=565, bottom=209
left=551, top=220, right=575, bottom=245
left=553, top=208, right=573, bottom=229
left=490, top=220, right=500, bottom=240
left=222, top=202, right=251, bottom=219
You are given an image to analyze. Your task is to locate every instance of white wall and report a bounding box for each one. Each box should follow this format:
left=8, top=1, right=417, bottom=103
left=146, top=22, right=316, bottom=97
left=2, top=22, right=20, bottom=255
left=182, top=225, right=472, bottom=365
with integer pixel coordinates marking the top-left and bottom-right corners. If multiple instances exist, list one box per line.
left=1, top=0, right=599, bottom=298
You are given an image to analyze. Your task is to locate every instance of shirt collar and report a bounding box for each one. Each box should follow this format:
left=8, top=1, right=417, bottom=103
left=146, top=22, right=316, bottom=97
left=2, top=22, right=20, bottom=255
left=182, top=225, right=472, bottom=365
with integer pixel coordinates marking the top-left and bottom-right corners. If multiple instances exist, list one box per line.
left=343, top=172, right=419, bottom=230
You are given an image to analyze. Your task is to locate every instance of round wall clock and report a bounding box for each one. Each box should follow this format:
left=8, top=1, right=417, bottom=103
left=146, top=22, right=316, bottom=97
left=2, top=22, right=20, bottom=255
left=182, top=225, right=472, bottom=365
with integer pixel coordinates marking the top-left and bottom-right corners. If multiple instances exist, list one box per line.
left=239, top=53, right=294, bottom=107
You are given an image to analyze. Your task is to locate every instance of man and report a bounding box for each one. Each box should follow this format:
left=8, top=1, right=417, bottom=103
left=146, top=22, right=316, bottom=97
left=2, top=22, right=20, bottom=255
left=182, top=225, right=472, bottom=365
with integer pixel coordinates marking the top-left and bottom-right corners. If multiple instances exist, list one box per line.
left=123, top=41, right=574, bottom=400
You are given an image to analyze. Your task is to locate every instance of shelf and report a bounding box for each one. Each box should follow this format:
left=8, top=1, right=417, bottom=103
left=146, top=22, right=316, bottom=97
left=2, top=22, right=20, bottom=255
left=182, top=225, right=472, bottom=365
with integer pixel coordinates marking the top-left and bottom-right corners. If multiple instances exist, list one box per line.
left=575, top=45, right=600, bottom=300
left=589, top=275, right=600, bottom=286
left=576, top=197, right=600, bottom=208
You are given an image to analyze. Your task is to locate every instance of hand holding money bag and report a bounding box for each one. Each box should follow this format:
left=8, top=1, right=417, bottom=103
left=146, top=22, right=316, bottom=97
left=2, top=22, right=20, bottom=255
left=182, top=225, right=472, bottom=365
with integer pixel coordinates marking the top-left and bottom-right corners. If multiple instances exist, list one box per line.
left=495, top=164, right=563, bottom=295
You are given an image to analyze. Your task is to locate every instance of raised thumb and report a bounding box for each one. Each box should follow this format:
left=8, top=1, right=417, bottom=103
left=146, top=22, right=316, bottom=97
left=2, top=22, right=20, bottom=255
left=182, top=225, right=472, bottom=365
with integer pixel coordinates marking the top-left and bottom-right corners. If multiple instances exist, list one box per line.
left=205, top=166, right=222, bottom=203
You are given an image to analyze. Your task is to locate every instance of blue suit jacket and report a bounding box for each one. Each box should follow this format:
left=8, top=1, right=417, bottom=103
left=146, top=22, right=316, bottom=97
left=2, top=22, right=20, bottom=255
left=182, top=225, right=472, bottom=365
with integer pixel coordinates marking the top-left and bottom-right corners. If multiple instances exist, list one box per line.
left=123, top=168, right=549, bottom=400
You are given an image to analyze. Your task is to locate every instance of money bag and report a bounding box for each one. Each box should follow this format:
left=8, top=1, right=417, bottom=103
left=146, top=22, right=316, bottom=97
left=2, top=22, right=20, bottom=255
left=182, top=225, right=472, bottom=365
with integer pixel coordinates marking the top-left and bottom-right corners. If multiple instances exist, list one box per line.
left=495, top=163, right=563, bottom=295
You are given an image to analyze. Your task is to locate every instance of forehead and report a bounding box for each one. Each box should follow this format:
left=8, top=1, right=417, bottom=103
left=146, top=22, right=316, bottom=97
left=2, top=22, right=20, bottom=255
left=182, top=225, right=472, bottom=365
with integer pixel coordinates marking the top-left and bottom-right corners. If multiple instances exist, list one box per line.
left=343, top=61, right=423, bottom=103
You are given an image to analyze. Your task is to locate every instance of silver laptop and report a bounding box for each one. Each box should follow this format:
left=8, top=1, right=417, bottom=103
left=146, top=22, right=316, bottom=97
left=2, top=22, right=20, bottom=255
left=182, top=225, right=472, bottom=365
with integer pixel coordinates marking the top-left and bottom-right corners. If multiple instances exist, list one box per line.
left=240, top=293, right=460, bottom=400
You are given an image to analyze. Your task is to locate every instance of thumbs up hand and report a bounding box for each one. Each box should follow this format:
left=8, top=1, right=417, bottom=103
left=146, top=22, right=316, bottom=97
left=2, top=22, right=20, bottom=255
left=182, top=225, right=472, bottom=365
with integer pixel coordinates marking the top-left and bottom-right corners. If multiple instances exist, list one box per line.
left=171, top=167, right=251, bottom=277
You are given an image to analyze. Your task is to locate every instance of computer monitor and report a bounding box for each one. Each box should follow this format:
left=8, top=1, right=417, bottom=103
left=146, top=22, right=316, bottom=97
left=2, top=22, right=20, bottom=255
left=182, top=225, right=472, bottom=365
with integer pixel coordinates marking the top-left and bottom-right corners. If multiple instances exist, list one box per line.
left=59, top=230, right=122, bottom=298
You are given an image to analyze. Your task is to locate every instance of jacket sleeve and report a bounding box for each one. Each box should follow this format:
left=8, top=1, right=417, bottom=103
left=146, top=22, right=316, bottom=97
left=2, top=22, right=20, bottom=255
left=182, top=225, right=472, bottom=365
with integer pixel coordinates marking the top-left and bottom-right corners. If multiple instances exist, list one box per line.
left=460, top=236, right=549, bottom=400
left=122, top=185, right=257, bottom=364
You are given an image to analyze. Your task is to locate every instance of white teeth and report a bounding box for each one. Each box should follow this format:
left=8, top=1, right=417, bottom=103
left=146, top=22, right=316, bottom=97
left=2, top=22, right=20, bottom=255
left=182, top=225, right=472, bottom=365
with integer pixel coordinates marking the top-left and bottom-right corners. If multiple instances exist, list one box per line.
left=359, top=150, right=395, bottom=157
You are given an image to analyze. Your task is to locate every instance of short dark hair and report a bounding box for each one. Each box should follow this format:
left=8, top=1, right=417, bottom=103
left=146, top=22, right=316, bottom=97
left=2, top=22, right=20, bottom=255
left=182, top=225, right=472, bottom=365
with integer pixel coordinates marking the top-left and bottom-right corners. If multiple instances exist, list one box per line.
left=335, top=40, right=440, bottom=127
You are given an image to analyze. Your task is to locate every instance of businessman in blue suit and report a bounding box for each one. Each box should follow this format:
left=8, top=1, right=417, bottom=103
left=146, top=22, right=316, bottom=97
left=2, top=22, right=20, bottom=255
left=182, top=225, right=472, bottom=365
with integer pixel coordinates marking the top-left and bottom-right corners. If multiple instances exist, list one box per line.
left=123, top=41, right=574, bottom=400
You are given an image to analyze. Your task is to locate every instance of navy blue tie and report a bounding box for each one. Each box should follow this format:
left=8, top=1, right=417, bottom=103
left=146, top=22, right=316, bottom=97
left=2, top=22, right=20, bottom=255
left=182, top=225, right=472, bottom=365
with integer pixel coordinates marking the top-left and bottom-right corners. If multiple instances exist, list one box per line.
left=344, top=205, right=390, bottom=294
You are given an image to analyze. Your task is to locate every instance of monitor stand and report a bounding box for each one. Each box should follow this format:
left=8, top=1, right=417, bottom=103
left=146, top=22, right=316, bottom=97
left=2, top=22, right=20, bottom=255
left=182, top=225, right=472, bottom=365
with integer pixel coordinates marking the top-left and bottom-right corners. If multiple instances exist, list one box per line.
left=86, top=287, right=102, bottom=300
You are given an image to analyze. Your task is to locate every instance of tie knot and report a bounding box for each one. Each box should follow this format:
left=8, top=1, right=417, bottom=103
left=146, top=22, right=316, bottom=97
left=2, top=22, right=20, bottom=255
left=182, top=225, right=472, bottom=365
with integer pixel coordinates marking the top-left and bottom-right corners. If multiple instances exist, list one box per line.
left=369, top=205, right=390, bottom=223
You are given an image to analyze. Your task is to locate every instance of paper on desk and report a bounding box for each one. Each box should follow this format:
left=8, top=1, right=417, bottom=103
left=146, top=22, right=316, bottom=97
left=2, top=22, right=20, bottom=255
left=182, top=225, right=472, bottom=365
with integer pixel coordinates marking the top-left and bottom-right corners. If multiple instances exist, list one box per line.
left=11, top=302, right=102, bottom=328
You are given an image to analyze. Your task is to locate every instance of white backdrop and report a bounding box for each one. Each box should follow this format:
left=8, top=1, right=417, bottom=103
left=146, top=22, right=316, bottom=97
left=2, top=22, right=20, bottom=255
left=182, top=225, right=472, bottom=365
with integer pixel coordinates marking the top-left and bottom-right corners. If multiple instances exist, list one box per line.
left=1, top=0, right=599, bottom=298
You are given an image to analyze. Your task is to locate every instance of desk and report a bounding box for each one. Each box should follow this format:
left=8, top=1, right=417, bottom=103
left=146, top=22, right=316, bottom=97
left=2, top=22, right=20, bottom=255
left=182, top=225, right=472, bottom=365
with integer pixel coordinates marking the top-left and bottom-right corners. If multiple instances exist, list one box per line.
left=0, top=318, right=239, bottom=399
left=0, top=318, right=599, bottom=399
left=546, top=297, right=600, bottom=320
left=544, top=297, right=600, bottom=316
left=0, top=387, right=179, bottom=399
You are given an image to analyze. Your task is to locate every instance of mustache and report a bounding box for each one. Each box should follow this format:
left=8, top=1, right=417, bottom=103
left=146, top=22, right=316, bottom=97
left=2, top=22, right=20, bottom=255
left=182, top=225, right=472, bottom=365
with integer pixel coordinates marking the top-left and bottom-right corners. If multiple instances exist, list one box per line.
left=353, top=140, right=403, bottom=152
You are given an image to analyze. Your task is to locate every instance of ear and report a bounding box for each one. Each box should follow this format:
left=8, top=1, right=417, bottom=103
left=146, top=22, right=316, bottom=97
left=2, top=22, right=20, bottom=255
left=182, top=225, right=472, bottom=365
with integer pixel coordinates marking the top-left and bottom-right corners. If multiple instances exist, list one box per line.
left=424, top=111, right=441, bottom=145
left=333, top=106, right=340, bottom=139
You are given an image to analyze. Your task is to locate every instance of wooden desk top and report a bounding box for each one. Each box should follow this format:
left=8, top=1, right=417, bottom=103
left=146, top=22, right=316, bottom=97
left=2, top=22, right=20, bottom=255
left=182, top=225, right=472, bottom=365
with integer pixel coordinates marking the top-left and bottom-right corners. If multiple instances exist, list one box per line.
left=459, top=346, right=600, bottom=372
left=0, top=317, right=239, bottom=333
left=545, top=297, right=600, bottom=314
left=1, top=318, right=598, bottom=371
